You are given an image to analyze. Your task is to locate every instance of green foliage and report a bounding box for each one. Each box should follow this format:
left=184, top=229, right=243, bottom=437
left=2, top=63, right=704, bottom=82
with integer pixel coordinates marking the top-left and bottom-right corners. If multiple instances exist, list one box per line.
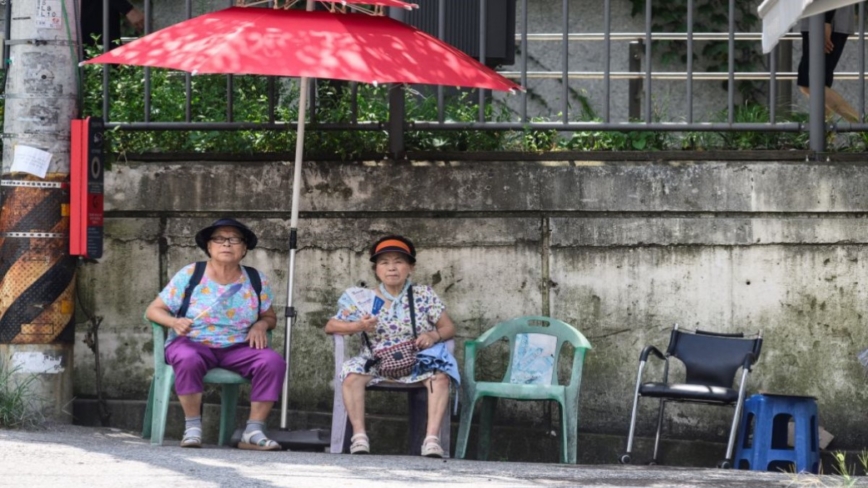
left=81, top=52, right=516, bottom=158
left=563, top=93, right=671, bottom=151
left=727, top=105, right=784, bottom=149
left=564, top=126, right=669, bottom=151
left=627, top=0, right=765, bottom=104
left=82, top=54, right=294, bottom=156
left=519, top=117, right=559, bottom=152
left=404, top=91, right=509, bottom=152
left=78, top=44, right=866, bottom=156
left=679, top=104, right=809, bottom=150
left=788, top=450, right=868, bottom=486
left=0, top=363, right=44, bottom=429
left=833, top=451, right=859, bottom=486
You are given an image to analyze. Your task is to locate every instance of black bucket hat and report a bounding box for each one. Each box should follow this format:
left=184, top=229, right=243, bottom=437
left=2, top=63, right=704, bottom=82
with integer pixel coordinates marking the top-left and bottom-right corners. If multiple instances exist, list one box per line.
left=369, top=235, right=416, bottom=264
left=195, top=218, right=258, bottom=254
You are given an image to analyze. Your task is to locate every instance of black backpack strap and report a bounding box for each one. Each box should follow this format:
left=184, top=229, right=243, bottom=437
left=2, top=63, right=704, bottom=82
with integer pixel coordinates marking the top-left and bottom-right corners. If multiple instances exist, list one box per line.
left=408, top=285, right=417, bottom=339
left=176, top=261, right=207, bottom=318
left=242, top=265, right=262, bottom=314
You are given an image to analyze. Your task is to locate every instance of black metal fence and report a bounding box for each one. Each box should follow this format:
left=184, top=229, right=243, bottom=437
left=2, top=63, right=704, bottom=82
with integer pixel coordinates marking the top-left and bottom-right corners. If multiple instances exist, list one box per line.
left=91, top=0, right=868, bottom=154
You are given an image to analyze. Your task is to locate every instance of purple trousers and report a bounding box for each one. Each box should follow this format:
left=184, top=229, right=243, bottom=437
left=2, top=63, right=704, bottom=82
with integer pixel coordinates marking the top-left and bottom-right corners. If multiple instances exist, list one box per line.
left=165, top=337, right=286, bottom=402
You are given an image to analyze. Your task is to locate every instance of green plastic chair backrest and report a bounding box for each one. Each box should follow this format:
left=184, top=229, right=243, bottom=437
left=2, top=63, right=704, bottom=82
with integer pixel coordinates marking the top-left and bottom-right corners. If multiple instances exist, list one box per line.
left=473, top=316, right=591, bottom=387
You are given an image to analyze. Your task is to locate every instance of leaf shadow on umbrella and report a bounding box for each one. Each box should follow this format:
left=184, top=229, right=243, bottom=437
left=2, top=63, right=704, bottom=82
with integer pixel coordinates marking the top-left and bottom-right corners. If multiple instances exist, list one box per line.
left=88, top=8, right=520, bottom=92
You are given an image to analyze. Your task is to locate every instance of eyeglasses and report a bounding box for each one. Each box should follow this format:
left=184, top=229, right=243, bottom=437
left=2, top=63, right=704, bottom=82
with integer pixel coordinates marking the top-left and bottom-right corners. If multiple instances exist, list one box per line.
left=210, top=236, right=245, bottom=245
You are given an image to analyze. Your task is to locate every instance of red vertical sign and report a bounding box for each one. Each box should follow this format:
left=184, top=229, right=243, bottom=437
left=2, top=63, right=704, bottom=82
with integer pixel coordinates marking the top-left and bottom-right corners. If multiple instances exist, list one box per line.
left=70, top=117, right=104, bottom=259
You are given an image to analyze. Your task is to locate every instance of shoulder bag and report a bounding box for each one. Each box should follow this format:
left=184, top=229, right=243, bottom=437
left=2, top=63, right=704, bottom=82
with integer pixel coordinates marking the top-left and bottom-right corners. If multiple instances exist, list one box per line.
left=363, top=286, right=419, bottom=379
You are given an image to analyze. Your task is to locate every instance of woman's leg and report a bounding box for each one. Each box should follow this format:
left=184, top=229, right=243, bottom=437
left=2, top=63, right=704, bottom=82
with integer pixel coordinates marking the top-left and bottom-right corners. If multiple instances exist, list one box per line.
left=343, top=373, right=373, bottom=435
left=249, top=401, right=274, bottom=422
left=166, top=337, right=218, bottom=399
left=217, top=345, right=286, bottom=420
left=165, top=338, right=217, bottom=446
left=426, top=373, right=450, bottom=437
left=178, top=393, right=203, bottom=418
left=218, top=345, right=286, bottom=450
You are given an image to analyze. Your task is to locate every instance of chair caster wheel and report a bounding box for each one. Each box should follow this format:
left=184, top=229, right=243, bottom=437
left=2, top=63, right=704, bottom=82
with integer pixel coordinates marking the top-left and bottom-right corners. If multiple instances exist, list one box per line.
left=647, top=460, right=657, bottom=466
left=619, top=454, right=631, bottom=464
left=717, top=460, right=732, bottom=469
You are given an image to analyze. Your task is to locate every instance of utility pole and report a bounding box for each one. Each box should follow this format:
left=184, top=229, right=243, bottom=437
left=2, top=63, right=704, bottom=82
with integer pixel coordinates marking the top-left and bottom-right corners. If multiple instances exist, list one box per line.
left=0, top=0, right=79, bottom=423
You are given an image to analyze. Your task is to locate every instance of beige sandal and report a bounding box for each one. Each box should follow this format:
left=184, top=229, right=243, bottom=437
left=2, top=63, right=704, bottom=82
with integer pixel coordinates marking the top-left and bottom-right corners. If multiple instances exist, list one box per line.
left=421, top=435, right=443, bottom=458
left=350, top=433, right=370, bottom=454
left=238, top=430, right=281, bottom=451
left=180, top=427, right=202, bottom=448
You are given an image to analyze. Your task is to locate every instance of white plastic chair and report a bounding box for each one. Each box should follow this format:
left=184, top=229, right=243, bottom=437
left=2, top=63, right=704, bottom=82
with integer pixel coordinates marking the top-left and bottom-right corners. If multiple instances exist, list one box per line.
left=329, top=334, right=454, bottom=456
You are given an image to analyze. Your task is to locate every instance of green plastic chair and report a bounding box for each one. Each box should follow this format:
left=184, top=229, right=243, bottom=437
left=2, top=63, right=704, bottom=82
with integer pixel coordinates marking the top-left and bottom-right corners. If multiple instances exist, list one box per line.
left=454, top=316, right=592, bottom=464
left=141, top=320, right=271, bottom=446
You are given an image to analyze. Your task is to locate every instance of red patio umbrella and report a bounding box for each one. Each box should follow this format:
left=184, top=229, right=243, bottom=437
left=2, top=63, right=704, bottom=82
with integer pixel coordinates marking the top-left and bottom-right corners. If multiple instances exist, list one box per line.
left=84, top=3, right=519, bottom=450
left=83, top=7, right=517, bottom=92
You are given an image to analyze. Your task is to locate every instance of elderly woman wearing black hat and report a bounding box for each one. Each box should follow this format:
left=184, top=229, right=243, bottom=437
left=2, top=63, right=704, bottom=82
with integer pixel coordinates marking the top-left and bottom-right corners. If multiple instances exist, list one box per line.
left=325, top=235, right=457, bottom=458
left=145, top=218, right=285, bottom=450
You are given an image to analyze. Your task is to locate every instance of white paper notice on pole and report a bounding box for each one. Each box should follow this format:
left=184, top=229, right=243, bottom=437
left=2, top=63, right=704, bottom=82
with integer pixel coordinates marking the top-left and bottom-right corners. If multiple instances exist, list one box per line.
left=11, top=145, right=52, bottom=178
left=36, top=0, right=63, bottom=30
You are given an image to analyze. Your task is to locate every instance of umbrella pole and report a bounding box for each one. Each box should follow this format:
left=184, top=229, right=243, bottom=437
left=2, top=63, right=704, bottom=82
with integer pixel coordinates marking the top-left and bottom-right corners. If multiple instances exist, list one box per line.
left=236, top=72, right=327, bottom=450
left=279, top=75, right=308, bottom=431
left=279, top=0, right=316, bottom=436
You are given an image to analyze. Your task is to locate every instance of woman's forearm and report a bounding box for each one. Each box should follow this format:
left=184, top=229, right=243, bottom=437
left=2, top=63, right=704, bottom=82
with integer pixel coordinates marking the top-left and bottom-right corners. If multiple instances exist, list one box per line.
left=145, top=299, right=176, bottom=328
left=433, top=312, right=456, bottom=342
left=255, top=307, right=278, bottom=330
left=325, top=318, right=362, bottom=335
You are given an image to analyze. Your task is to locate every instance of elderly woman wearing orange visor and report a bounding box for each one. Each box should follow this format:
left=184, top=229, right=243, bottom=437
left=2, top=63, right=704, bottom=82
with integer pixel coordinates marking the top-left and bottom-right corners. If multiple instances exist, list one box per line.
left=325, top=235, right=457, bottom=457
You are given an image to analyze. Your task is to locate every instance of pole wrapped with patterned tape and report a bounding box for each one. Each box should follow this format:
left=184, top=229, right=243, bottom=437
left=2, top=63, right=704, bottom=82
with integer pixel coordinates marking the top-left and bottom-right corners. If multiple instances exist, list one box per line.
left=0, top=175, right=76, bottom=344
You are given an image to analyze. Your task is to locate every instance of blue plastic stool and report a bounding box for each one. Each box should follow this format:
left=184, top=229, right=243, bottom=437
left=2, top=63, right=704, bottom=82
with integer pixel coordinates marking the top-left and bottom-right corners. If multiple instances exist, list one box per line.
left=734, top=394, right=819, bottom=473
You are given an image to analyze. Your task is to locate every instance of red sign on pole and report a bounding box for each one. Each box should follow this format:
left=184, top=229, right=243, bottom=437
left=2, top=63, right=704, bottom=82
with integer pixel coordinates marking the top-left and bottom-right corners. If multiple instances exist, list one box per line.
left=70, top=117, right=104, bottom=259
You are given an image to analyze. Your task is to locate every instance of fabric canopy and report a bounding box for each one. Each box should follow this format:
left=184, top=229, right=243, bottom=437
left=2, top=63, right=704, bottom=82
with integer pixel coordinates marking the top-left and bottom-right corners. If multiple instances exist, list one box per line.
left=83, top=7, right=519, bottom=92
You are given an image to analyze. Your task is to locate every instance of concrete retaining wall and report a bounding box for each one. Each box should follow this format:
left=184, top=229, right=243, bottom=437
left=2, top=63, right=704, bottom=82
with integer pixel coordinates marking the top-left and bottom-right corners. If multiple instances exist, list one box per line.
left=73, top=156, right=868, bottom=459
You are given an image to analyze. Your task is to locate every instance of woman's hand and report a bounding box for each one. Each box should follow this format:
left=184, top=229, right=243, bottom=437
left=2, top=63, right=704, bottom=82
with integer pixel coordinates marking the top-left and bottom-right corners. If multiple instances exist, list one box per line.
left=325, top=315, right=376, bottom=336
left=356, top=315, right=377, bottom=334
left=171, top=318, right=193, bottom=336
left=247, top=321, right=270, bottom=349
left=415, top=331, right=440, bottom=350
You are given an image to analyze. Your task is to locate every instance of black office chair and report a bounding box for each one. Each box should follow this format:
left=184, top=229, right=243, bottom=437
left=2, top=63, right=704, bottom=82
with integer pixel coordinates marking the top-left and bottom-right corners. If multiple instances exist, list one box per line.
left=619, top=324, right=762, bottom=468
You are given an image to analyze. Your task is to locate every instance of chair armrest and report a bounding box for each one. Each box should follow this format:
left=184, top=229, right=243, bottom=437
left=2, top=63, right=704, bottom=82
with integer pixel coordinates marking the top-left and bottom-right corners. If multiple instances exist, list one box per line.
left=149, top=321, right=168, bottom=369
left=567, top=343, right=588, bottom=389
left=463, top=339, right=481, bottom=386
left=473, top=324, right=509, bottom=349
left=635, top=345, right=669, bottom=385
left=741, top=351, right=758, bottom=371
left=639, top=345, right=666, bottom=363
left=333, top=334, right=348, bottom=389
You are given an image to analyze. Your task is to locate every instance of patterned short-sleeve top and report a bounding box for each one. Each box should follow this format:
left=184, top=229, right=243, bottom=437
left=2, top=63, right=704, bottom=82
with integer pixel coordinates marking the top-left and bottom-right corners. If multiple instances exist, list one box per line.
left=159, top=263, right=273, bottom=348
left=333, top=284, right=445, bottom=384
left=335, top=284, right=444, bottom=350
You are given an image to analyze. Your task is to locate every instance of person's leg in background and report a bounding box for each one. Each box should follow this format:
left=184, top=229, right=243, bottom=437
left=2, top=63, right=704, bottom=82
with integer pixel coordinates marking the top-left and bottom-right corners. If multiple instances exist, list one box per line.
left=798, top=31, right=860, bottom=122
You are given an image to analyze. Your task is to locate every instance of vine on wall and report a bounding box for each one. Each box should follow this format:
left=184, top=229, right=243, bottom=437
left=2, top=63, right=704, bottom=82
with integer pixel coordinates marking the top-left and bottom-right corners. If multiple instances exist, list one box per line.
left=628, top=0, right=765, bottom=104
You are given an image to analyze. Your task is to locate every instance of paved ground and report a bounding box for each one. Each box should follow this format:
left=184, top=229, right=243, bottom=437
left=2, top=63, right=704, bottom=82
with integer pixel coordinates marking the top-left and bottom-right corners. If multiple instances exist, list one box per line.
left=0, top=424, right=845, bottom=487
